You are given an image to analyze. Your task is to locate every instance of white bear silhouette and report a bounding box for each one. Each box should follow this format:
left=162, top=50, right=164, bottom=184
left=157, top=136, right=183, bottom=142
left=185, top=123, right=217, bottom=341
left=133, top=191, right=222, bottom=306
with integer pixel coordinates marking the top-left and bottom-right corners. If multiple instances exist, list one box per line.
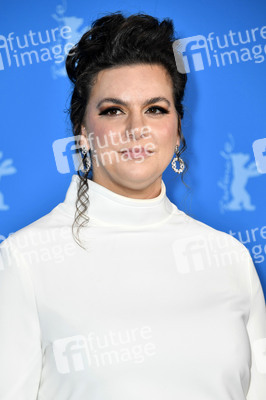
left=221, top=151, right=259, bottom=211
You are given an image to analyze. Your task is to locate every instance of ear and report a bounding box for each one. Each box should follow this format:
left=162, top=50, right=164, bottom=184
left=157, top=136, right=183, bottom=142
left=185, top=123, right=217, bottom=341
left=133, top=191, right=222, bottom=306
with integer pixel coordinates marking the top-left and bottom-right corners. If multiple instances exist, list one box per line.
left=80, top=125, right=90, bottom=151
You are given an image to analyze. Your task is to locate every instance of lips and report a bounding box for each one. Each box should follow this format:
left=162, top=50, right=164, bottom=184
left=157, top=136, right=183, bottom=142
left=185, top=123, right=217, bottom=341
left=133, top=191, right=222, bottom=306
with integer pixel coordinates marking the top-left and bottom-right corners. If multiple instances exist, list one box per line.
left=119, top=147, right=154, bottom=154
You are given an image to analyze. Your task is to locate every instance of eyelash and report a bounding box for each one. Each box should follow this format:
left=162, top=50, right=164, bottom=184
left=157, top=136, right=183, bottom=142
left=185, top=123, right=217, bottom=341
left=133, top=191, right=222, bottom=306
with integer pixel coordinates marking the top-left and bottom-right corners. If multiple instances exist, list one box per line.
left=99, top=106, right=169, bottom=116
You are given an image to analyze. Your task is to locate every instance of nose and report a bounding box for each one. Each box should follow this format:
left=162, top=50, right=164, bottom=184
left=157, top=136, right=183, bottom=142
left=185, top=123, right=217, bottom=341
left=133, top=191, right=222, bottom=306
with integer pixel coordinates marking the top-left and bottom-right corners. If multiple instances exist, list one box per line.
left=124, top=110, right=145, bottom=141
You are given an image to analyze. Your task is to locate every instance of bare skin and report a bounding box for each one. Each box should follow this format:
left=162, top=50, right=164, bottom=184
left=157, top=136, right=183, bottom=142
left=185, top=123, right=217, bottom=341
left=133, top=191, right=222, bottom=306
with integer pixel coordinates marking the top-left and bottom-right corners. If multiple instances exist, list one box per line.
left=80, top=63, right=180, bottom=199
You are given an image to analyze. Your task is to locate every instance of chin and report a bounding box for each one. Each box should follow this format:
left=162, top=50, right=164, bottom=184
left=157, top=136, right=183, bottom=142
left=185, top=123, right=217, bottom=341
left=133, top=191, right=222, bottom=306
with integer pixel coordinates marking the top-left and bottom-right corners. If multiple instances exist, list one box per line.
left=118, top=170, right=157, bottom=185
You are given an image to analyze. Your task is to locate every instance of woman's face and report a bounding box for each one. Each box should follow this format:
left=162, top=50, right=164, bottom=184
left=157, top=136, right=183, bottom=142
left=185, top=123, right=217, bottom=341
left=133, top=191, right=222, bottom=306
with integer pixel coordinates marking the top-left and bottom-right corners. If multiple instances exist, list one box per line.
left=81, top=63, right=180, bottom=197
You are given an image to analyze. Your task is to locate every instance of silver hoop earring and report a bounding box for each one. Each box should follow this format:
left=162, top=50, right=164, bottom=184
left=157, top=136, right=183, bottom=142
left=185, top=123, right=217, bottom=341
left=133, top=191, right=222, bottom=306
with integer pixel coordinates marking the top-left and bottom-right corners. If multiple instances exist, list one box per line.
left=81, top=146, right=91, bottom=173
left=171, top=145, right=185, bottom=174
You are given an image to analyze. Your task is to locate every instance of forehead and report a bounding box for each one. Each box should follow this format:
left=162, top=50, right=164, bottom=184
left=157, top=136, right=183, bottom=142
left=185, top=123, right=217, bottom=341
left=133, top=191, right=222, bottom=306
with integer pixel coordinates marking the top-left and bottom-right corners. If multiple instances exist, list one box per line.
left=89, top=64, right=174, bottom=103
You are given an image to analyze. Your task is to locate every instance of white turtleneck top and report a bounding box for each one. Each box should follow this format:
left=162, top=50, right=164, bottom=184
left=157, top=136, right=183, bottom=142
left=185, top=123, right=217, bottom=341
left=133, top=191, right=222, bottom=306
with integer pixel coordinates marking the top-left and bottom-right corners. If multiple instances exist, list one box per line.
left=0, top=174, right=265, bottom=400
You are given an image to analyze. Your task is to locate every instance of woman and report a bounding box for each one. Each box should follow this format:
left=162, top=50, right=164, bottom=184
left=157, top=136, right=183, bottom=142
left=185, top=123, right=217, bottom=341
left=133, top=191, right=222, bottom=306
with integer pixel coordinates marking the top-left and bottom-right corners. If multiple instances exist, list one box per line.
left=0, top=11, right=265, bottom=400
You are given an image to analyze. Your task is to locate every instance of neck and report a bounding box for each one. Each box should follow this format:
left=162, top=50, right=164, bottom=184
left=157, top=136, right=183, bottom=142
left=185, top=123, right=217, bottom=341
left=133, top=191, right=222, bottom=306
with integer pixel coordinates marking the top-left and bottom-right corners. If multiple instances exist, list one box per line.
left=63, top=174, right=178, bottom=228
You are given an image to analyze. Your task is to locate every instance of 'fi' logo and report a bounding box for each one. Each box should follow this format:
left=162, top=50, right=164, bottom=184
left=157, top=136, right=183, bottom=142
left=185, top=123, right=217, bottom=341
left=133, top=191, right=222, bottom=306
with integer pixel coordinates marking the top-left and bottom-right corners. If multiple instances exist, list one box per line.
left=173, top=35, right=211, bottom=73
left=252, top=138, right=266, bottom=174
left=53, top=335, right=92, bottom=374
left=0, top=35, right=12, bottom=71
left=52, top=136, right=83, bottom=174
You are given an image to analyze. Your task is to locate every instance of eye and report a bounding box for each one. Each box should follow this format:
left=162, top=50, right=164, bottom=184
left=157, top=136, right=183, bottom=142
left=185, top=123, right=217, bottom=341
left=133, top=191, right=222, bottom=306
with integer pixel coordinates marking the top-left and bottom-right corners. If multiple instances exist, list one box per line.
left=99, top=107, right=124, bottom=116
left=99, top=105, right=169, bottom=116
left=146, top=106, right=169, bottom=114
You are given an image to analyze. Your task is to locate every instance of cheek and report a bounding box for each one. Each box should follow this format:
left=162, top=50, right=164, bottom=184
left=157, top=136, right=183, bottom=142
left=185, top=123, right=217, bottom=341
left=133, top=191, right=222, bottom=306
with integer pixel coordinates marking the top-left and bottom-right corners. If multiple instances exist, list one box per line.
left=87, top=119, right=114, bottom=149
left=155, top=120, right=178, bottom=147
left=86, top=108, right=112, bottom=134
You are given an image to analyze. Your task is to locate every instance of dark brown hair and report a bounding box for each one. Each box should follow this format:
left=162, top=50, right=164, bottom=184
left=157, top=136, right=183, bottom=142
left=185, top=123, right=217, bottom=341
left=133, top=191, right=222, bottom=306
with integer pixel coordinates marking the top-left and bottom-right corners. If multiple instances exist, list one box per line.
left=65, top=11, right=188, bottom=249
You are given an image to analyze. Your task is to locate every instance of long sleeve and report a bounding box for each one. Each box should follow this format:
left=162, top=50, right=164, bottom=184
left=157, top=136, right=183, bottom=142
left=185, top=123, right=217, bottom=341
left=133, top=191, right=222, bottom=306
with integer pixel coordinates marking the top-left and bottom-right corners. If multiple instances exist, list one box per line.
left=0, top=237, right=43, bottom=399
left=246, top=251, right=266, bottom=400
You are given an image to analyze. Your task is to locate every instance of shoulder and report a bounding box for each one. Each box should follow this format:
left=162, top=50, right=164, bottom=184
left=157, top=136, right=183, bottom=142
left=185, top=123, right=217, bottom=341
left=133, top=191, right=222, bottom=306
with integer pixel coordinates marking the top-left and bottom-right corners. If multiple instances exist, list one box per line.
left=171, top=209, right=250, bottom=263
left=170, top=212, right=254, bottom=296
left=1, top=200, right=74, bottom=261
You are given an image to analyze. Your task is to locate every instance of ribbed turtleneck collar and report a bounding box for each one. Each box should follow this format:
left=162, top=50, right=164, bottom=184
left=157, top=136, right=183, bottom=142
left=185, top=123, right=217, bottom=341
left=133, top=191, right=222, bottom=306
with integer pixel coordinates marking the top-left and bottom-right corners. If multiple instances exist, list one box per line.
left=63, top=174, right=177, bottom=227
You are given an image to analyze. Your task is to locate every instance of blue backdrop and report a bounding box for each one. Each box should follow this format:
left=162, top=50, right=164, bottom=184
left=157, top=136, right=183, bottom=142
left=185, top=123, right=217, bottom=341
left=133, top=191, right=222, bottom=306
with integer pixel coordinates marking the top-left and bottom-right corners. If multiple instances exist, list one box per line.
left=0, top=0, right=265, bottom=297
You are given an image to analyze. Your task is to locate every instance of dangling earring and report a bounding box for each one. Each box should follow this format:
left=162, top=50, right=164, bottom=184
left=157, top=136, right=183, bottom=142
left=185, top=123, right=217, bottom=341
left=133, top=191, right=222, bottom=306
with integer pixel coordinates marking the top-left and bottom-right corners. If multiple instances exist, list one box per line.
left=171, top=145, right=185, bottom=174
left=81, top=146, right=91, bottom=173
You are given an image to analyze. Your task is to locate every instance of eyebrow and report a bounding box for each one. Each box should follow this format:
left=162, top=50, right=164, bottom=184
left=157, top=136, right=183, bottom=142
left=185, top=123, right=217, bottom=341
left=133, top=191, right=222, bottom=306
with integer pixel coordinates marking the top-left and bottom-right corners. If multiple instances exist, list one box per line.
left=96, top=96, right=171, bottom=109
